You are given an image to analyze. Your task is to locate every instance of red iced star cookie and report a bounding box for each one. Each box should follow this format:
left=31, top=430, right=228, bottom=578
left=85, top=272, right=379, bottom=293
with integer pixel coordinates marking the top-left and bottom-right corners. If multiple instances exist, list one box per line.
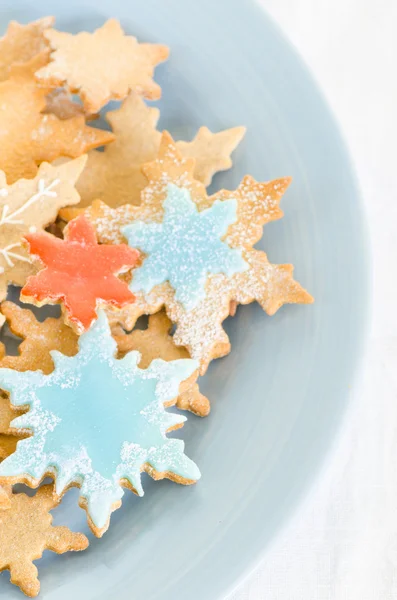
left=21, top=214, right=139, bottom=333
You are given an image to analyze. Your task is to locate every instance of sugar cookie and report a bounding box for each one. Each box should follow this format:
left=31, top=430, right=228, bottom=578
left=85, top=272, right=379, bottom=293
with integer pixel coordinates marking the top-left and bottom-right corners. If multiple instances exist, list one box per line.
left=0, top=156, right=86, bottom=300
left=115, top=312, right=210, bottom=416
left=21, top=214, right=139, bottom=333
left=0, top=484, right=88, bottom=597
left=0, top=311, right=200, bottom=537
left=78, top=132, right=313, bottom=373
left=0, top=54, right=113, bottom=184
left=36, top=19, right=169, bottom=113
left=0, top=17, right=54, bottom=82
left=74, top=92, right=246, bottom=208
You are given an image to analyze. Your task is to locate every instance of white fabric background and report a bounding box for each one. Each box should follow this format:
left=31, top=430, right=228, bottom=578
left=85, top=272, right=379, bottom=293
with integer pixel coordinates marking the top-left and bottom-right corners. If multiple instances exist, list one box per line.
left=230, top=1, right=397, bottom=599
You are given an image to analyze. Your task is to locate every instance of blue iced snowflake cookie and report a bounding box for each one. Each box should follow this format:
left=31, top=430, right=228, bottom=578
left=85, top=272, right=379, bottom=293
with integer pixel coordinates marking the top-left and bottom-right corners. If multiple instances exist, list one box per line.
left=122, top=183, right=248, bottom=311
left=0, top=310, right=200, bottom=537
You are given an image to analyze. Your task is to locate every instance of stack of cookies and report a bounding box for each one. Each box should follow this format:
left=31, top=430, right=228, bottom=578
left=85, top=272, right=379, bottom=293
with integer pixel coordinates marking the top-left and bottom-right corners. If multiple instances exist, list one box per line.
left=0, top=17, right=313, bottom=596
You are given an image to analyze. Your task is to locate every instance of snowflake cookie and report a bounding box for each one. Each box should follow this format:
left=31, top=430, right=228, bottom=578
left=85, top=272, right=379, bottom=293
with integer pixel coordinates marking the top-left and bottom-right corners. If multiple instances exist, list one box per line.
left=0, top=485, right=88, bottom=597
left=21, top=214, right=139, bottom=333
left=115, top=311, right=210, bottom=416
left=0, top=156, right=86, bottom=301
left=75, top=91, right=246, bottom=208
left=0, top=16, right=54, bottom=82
left=35, top=19, right=169, bottom=113
left=0, top=301, right=78, bottom=374
left=71, top=132, right=313, bottom=373
left=0, top=53, right=114, bottom=184
left=0, top=311, right=200, bottom=537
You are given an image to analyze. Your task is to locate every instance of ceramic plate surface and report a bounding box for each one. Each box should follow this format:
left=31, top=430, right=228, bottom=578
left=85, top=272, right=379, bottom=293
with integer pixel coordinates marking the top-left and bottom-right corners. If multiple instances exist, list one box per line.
left=0, top=0, right=369, bottom=598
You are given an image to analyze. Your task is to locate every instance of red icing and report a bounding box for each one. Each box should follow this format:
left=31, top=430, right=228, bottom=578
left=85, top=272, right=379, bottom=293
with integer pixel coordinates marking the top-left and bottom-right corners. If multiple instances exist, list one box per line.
left=21, top=215, right=139, bottom=332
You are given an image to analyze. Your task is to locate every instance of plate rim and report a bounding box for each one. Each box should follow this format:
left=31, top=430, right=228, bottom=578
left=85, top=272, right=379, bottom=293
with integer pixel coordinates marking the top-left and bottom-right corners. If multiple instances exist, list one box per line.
left=221, top=4, right=371, bottom=597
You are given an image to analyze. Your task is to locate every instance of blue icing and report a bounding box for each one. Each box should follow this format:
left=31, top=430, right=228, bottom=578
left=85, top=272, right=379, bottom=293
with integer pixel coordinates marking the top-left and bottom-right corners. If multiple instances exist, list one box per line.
left=0, top=311, right=200, bottom=531
left=122, top=184, right=248, bottom=311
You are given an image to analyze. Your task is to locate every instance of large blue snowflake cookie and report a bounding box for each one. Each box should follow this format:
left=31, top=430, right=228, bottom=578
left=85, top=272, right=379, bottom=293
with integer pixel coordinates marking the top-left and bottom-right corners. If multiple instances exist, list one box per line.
left=0, top=310, right=200, bottom=537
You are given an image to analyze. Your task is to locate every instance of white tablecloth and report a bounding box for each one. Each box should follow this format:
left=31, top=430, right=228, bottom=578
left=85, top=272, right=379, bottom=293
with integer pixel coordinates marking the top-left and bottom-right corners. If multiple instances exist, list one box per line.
left=230, top=1, right=396, bottom=598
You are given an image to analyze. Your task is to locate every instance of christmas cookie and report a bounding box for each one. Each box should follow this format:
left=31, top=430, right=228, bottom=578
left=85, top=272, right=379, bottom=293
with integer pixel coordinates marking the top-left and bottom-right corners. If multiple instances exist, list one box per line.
left=0, top=311, right=200, bottom=537
left=35, top=19, right=169, bottom=113
left=21, top=214, right=139, bottom=333
left=0, top=17, right=54, bottom=82
left=0, top=156, right=86, bottom=300
left=115, top=311, right=210, bottom=416
left=0, top=53, right=114, bottom=184
left=77, top=132, right=313, bottom=373
left=0, top=485, right=88, bottom=597
left=0, top=302, right=78, bottom=373
left=73, top=92, right=246, bottom=208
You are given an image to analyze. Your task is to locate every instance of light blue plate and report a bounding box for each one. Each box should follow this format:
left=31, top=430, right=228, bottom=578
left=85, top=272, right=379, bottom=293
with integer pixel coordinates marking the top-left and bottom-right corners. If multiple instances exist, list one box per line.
left=0, top=0, right=369, bottom=598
